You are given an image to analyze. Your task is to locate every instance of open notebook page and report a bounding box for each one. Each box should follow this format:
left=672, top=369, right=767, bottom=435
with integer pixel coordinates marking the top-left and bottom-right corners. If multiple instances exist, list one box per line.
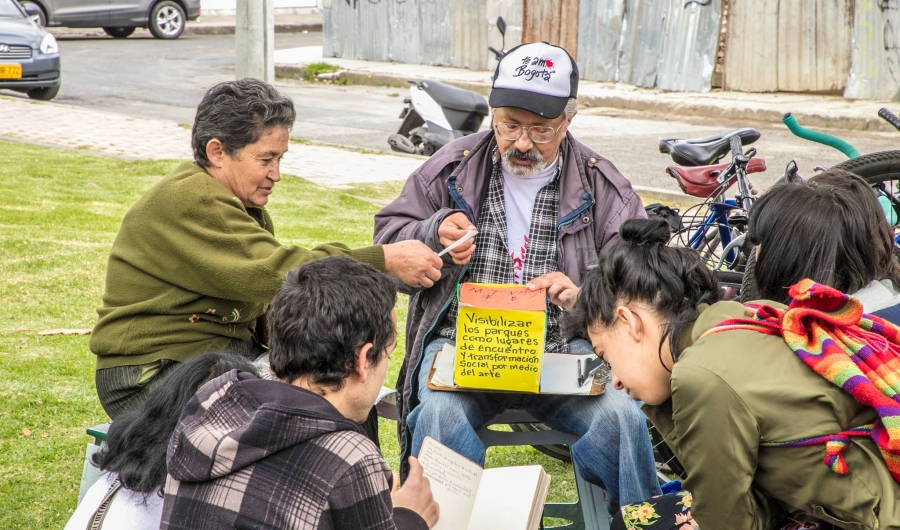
left=418, top=437, right=483, bottom=530
left=467, top=465, right=549, bottom=530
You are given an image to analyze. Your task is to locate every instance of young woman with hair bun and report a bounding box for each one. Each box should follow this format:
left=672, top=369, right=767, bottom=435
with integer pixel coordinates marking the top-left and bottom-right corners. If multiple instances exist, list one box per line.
left=566, top=217, right=900, bottom=530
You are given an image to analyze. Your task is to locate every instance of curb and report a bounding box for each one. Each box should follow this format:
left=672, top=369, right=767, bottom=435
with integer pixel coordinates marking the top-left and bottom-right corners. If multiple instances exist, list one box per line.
left=186, top=22, right=322, bottom=36
left=273, top=64, right=896, bottom=133
left=575, top=93, right=896, bottom=134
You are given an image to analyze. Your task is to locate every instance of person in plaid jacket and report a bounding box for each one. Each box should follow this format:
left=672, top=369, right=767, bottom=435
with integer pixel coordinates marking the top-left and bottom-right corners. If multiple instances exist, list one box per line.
left=160, top=256, right=438, bottom=530
left=374, top=43, right=659, bottom=512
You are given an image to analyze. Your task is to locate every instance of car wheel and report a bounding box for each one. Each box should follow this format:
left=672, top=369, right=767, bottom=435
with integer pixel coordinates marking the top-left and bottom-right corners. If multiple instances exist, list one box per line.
left=149, top=1, right=186, bottom=39
left=102, top=26, right=136, bottom=38
left=27, top=83, right=60, bottom=101
left=20, top=1, right=46, bottom=26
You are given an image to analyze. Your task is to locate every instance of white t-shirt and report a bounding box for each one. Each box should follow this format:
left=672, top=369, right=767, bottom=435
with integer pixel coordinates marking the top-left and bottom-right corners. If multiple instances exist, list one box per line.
left=65, top=472, right=163, bottom=530
left=501, top=159, right=558, bottom=283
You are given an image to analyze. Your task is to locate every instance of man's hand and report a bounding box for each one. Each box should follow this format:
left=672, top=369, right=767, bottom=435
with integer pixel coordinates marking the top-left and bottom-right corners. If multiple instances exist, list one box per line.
left=392, top=457, right=440, bottom=528
left=438, top=212, right=477, bottom=265
left=527, top=272, right=579, bottom=310
left=383, top=241, right=443, bottom=288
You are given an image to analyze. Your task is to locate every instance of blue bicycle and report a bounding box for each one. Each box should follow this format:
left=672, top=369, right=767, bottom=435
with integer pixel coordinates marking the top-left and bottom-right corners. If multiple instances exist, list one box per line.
left=658, top=109, right=900, bottom=301
left=658, top=128, right=769, bottom=287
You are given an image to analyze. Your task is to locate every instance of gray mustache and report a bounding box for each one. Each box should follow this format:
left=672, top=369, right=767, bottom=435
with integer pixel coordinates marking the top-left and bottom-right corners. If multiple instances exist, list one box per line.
left=505, top=148, right=543, bottom=163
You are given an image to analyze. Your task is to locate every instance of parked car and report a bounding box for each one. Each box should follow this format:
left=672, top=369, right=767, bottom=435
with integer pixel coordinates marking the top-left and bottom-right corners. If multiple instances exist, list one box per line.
left=17, top=0, right=201, bottom=40
left=0, top=0, right=60, bottom=100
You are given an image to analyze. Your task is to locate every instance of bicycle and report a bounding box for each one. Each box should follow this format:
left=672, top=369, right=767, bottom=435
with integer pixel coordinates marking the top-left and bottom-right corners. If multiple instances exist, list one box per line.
left=656, top=127, right=780, bottom=301
left=647, top=111, right=900, bottom=480
left=736, top=110, right=900, bottom=302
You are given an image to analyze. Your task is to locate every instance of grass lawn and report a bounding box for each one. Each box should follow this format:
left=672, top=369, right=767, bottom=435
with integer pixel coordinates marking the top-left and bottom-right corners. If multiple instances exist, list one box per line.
left=0, top=141, right=581, bottom=528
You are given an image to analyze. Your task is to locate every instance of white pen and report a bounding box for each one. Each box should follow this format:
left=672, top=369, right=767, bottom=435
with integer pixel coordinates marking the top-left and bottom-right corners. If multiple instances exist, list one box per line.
left=437, top=229, right=478, bottom=257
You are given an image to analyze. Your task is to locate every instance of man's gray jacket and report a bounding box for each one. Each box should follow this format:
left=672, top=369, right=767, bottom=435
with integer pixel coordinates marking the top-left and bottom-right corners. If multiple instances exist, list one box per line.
left=373, top=129, right=646, bottom=474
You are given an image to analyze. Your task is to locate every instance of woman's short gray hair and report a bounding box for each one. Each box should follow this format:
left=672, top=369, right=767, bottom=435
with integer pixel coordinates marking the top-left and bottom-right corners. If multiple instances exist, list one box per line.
left=191, top=78, right=297, bottom=167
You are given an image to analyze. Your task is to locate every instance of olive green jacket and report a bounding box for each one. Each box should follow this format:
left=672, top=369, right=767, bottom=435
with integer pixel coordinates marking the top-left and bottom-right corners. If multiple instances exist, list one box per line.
left=644, top=301, right=900, bottom=530
left=90, top=162, right=385, bottom=369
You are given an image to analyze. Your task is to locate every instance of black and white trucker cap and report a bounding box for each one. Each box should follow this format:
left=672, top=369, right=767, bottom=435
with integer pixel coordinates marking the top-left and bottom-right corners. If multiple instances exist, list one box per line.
left=489, top=42, right=579, bottom=119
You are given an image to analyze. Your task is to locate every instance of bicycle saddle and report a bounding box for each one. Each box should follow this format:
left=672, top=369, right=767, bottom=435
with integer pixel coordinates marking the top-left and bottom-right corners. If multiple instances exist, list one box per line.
left=659, top=128, right=760, bottom=166
left=667, top=157, right=767, bottom=198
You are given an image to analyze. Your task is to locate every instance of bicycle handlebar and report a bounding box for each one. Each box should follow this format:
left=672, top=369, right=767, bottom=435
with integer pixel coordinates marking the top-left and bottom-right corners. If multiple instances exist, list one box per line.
left=879, top=107, right=900, bottom=132
left=782, top=113, right=860, bottom=159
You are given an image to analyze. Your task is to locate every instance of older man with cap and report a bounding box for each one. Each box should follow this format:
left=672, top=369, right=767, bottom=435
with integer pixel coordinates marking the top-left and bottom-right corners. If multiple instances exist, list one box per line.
left=374, top=42, right=659, bottom=511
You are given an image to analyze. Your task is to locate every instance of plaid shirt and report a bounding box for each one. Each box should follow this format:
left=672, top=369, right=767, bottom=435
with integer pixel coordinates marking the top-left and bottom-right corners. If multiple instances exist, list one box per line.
left=160, top=371, right=427, bottom=530
left=437, top=149, right=568, bottom=353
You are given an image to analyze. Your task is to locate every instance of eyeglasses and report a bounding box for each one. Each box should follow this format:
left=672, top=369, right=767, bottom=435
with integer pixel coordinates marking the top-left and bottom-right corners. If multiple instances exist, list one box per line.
left=494, top=121, right=566, bottom=144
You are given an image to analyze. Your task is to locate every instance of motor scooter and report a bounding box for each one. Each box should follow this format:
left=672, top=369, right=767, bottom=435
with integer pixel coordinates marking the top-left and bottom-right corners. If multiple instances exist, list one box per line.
left=387, top=17, right=508, bottom=156
left=387, top=80, right=489, bottom=156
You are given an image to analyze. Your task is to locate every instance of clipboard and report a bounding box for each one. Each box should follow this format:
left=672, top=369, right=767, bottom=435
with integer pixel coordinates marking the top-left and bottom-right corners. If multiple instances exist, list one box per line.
left=427, top=343, right=606, bottom=396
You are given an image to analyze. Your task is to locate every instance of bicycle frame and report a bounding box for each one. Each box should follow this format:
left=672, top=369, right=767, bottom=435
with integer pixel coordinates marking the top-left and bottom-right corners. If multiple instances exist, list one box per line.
left=687, top=198, right=741, bottom=268
left=685, top=140, right=756, bottom=270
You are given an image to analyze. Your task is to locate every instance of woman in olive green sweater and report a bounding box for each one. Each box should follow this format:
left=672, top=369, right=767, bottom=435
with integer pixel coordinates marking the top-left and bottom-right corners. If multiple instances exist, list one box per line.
left=91, top=79, right=442, bottom=419
left=565, top=218, right=900, bottom=530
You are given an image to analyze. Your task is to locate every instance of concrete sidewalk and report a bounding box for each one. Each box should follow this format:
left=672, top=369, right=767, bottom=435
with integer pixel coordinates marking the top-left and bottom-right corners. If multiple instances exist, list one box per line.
left=0, top=95, right=420, bottom=189
left=275, top=46, right=900, bottom=133
left=186, top=13, right=322, bottom=35
left=47, top=12, right=322, bottom=38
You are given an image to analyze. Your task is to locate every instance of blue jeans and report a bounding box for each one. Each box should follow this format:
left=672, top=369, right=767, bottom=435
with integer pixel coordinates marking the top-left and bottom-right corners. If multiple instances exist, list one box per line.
left=408, top=338, right=661, bottom=510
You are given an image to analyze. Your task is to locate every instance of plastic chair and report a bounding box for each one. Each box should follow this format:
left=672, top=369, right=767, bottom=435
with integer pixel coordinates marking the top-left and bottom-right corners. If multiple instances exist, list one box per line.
left=77, top=423, right=110, bottom=503
left=475, top=410, right=611, bottom=530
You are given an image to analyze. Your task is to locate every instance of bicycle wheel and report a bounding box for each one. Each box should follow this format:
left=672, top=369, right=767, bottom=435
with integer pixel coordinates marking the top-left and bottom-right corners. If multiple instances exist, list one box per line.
left=739, top=250, right=759, bottom=303
left=831, top=150, right=900, bottom=255
left=830, top=150, right=900, bottom=183
left=649, top=419, right=686, bottom=480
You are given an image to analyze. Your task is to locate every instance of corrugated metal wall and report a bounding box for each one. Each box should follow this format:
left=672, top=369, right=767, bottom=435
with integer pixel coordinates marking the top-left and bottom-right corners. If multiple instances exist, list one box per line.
left=724, top=0, right=778, bottom=91
left=487, top=0, right=524, bottom=72
left=451, top=0, right=488, bottom=69
left=323, top=0, right=390, bottom=61
left=420, top=0, right=454, bottom=66
left=657, top=0, right=723, bottom=92
left=576, top=0, right=721, bottom=91
left=322, top=0, right=892, bottom=99
left=576, top=0, right=624, bottom=82
left=845, top=0, right=900, bottom=100
left=521, top=0, right=580, bottom=60
left=617, top=0, right=668, bottom=87
left=324, top=0, right=517, bottom=70
left=724, top=0, right=851, bottom=93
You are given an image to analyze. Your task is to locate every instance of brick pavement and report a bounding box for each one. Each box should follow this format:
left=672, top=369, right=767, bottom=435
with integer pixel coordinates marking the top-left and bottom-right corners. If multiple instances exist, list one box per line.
left=2, top=95, right=422, bottom=188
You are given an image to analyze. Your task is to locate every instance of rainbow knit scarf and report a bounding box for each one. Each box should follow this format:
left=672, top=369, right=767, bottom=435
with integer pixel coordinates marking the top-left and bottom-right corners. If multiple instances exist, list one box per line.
left=701, top=279, right=900, bottom=483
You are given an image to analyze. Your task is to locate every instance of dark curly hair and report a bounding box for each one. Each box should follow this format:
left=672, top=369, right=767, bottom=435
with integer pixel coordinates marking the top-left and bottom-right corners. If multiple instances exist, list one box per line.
left=565, top=217, right=720, bottom=366
left=267, top=256, right=397, bottom=390
left=91, top=353, right=258, bottom=498
left=191, top=78, right=296, bottom=167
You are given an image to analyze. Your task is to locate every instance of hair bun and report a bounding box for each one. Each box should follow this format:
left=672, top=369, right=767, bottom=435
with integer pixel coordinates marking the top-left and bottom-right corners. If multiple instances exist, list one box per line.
left=620, top=218, right=671, bottom=246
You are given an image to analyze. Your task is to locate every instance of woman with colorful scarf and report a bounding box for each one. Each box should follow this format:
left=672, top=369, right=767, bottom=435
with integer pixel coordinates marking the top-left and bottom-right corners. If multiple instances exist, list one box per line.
left=565, top=217, right=900, bottom=530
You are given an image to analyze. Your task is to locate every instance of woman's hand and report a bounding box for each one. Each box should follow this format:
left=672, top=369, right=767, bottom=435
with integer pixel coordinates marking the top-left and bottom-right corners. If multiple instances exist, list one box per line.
left=383, top=241, right=443, bottom=288
left=527, top=272, right=579, bottom=310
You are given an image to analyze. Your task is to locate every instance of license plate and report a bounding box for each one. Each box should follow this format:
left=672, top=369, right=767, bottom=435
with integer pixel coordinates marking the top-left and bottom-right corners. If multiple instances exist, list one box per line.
left=0, top=64, right=21, bottom=79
